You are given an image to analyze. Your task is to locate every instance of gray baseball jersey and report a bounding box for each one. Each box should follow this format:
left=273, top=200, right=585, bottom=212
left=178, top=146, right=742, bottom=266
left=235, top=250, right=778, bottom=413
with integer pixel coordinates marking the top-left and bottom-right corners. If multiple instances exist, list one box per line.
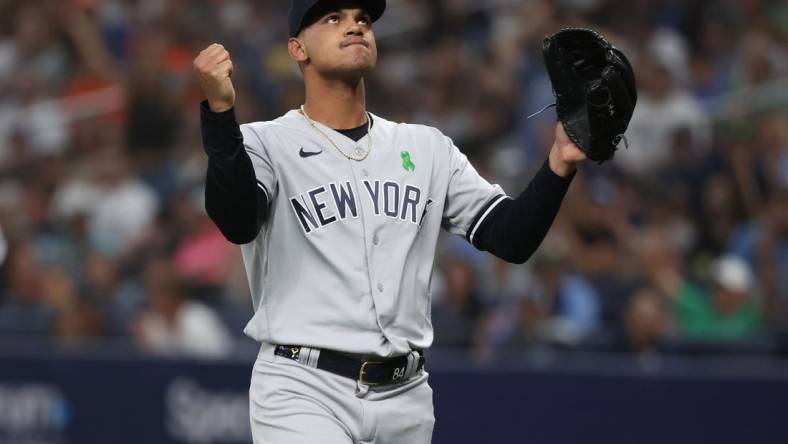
left=239, top=110, right=507, bottom=357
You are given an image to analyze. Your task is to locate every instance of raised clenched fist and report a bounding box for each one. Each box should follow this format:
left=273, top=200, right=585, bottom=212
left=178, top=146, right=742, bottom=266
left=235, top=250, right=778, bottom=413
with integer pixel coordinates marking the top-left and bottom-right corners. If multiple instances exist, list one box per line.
left=193, top=43, right=236, bottom=113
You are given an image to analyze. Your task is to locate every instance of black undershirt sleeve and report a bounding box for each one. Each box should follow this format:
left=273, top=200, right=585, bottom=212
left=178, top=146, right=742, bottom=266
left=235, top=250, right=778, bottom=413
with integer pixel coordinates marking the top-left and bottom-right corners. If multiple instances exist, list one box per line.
left=471, top=158, right=575, bottom=264
left=200, top=101, right=268, bottom=245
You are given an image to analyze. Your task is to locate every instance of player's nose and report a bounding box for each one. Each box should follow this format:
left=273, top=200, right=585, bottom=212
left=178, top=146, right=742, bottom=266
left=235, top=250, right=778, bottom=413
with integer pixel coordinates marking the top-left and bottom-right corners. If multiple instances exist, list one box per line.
left=345, top=22, right=364, bottom=37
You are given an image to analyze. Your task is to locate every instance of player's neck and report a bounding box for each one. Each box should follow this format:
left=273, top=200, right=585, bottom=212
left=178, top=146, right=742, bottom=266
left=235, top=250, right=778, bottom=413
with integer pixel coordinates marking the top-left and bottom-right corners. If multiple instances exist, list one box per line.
left=303, top=75, right=368, bottom=130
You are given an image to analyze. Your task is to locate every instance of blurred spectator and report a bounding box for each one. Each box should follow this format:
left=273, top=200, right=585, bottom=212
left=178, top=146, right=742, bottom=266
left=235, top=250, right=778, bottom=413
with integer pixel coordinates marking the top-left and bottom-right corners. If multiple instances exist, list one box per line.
left=133, top=260, right=232, bottom=358
left=0, top=4, right=70, bottom=169
left=695, top=172, right=745, bottom=257
left=478, top=241, right=600, bottom=352
left=47, top=265, right=107, bottom=346
left=617, top=29, right=711, bottom=175
left=728, top=187, right=788, bottom=321
left=53, top=300, right=106, bottom=346
left=564, top=186, right=643, bottom=328
left=0, top=240, right=54, bottom=335
left=86, top=147, right=159, bottom=257
left=623, top=287, right=672, bottom=354
left=635, top=223, right=762, bottom=342
left=82, top=251, right=143, bottom=336
left=732, top=31, right=787, bottom=88
left=675, top=255, right=762, bottom=341
left=171, top=194, right=236, bottom=293
left=522, top=246, right=600, bottom=346
left=431, top=256, right=484, bottom=349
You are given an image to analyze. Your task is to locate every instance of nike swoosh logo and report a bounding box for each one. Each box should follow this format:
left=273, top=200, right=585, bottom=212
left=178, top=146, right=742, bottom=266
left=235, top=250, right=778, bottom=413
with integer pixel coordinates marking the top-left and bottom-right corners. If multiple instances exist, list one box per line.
left=299, top=148, right=323, bottom=158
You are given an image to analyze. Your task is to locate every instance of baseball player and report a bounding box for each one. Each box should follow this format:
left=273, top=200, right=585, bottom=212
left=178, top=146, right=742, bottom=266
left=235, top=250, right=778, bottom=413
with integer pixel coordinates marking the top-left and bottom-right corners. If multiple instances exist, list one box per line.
left=193, top=0, right=586, bottom=442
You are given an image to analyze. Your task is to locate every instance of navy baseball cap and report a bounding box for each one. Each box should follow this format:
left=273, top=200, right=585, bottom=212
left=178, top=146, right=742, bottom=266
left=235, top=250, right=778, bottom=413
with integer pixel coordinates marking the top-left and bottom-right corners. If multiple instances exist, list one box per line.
left=288, top=0, right=386, bottom=37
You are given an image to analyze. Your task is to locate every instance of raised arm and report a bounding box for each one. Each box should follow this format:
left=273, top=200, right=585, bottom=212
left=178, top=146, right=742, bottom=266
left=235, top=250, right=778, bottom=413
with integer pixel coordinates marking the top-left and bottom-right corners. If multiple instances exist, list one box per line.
left=194, top=44, right=267, bottom=244
left=472, top=123, right=585, bottom=264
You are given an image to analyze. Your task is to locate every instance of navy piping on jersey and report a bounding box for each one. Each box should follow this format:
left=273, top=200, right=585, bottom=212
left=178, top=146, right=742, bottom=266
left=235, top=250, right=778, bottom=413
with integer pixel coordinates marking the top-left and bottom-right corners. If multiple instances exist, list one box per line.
left=245, top=145, right=268, bottom=163
left=471, top=159, right=574, bottom=263
left=466, top=194, right=508, bottom=244
left=256, top=180, right=270, bottom=201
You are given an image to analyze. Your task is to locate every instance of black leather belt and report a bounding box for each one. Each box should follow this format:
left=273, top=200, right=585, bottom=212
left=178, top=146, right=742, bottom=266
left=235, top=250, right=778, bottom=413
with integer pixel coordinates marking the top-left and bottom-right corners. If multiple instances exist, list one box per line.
left=274, top=345, right=425, bottom=386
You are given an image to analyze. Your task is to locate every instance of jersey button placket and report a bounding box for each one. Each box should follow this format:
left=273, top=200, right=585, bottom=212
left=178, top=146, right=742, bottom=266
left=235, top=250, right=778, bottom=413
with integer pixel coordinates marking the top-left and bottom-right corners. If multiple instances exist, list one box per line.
left=377, top=283, right=384, bottom=292
left=372, top=235, right=379, bottom=246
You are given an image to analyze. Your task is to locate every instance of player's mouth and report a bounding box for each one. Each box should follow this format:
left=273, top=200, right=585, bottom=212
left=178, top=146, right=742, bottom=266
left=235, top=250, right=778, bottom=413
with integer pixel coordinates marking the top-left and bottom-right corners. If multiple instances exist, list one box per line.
left=341, top=38, right=369, bottom=49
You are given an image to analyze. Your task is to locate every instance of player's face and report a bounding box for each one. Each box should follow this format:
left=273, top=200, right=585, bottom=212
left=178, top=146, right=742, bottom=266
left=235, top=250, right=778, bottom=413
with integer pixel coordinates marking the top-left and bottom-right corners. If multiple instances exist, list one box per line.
left=298, top=8, right=378, bottom=79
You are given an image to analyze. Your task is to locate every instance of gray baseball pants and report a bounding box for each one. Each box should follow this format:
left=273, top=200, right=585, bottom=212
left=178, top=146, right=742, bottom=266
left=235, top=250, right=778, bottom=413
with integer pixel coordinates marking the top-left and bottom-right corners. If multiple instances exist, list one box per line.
left=250, top=343, right=435, bottom=444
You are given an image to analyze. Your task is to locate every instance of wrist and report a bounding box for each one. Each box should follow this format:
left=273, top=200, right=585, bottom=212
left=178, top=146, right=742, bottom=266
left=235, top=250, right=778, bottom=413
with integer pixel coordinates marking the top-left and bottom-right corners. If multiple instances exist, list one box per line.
left=200, top=100, right=241, bottom=132
left=548, top=143, right=577, bottom=178
left=208, top=99, right=234, bottom=113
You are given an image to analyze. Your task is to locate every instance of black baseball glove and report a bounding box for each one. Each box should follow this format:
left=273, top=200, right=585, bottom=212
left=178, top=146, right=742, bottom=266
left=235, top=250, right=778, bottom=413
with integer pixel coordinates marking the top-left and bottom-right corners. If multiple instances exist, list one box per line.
left=542, top=28, right=637, bottom=163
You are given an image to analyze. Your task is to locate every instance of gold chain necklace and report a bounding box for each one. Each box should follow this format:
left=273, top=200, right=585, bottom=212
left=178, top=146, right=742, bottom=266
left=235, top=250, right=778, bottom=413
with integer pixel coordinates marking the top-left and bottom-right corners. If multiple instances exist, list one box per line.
left=299, top=105, right=372, bottom=161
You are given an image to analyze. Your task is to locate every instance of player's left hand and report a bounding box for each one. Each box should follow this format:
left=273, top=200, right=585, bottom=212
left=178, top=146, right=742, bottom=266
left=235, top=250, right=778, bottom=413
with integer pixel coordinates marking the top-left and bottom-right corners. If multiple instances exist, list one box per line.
left=549, top=122, right=587, bottom=177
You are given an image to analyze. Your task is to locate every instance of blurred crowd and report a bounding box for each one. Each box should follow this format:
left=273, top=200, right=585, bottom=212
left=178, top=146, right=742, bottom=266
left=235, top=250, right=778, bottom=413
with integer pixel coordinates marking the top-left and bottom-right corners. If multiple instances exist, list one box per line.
left=0, top=0, right=786, bottom=362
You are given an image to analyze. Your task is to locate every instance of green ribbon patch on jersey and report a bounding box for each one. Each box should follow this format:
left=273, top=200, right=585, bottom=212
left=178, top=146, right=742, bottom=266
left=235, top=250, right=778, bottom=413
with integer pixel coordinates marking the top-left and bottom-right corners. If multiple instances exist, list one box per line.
left=401, top=151, right=415, bottom=172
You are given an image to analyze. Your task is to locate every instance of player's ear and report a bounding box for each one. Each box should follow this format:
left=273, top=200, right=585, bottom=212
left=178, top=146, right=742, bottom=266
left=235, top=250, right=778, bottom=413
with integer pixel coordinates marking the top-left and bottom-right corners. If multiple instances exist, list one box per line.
left=288, top=37, right=309, bottom=64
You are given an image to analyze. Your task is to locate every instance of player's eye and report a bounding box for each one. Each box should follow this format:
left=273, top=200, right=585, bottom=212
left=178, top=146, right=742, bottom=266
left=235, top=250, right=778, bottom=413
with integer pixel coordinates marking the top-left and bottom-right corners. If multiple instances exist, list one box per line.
left=357, top=15, right=371, bottom=26
left=326, top=14, right=340, bottom=24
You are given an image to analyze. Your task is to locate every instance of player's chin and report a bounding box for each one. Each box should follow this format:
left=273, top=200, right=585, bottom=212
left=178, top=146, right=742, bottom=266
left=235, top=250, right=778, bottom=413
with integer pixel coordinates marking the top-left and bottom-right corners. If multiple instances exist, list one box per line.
left=336, top=58, right=376, bottom=78
left=344, top=44, right=376, bottom=64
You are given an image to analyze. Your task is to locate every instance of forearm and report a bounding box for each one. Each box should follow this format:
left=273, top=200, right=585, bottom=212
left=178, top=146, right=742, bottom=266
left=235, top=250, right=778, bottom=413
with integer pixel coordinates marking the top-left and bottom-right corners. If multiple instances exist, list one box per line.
left=201, top=101, right=267, bottom=244
left=472, top=158, right=574, bottom=263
